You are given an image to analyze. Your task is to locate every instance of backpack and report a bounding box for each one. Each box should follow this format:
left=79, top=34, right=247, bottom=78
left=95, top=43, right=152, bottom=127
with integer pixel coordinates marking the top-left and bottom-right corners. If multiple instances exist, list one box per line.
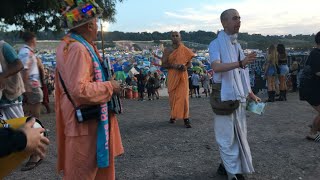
left=299, top=57, right=313, bottom=100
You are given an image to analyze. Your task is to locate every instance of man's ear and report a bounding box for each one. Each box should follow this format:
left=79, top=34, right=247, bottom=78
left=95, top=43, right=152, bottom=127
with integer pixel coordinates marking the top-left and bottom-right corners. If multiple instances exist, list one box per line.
left=88, top=23, right=94, bottom=30
left=221, top=20, right=226, bottom=29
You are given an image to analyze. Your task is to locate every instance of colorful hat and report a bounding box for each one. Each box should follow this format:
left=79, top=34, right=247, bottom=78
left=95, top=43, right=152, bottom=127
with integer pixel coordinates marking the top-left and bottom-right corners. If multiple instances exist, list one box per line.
left=60, top=0, right=103, bottom=29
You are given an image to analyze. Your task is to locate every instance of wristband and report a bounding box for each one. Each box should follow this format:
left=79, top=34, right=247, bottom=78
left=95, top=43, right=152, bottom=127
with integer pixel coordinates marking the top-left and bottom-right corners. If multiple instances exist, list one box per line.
left=239, top=60, right=244, bottom=69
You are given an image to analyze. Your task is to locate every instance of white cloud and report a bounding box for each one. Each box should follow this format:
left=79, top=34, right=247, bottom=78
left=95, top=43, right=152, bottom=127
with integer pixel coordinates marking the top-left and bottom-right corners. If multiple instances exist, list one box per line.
left=158, top=0, right=320, bottom=35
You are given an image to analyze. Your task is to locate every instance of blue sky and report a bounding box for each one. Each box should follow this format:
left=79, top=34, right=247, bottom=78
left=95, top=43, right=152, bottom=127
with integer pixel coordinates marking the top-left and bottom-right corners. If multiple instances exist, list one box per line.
left=104, top=0, right=320, bottom=35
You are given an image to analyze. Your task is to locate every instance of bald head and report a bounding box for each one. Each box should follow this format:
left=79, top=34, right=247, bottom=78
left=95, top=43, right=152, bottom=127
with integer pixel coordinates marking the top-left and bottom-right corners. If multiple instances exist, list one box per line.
left=171, top=31, right=181, bottom=37
left=171, top=31, right=182, bottom=45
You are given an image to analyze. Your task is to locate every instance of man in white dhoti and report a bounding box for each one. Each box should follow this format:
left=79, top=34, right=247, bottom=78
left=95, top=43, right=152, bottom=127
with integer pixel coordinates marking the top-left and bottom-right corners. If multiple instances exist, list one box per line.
left=209, top=9, right=261, bottom=180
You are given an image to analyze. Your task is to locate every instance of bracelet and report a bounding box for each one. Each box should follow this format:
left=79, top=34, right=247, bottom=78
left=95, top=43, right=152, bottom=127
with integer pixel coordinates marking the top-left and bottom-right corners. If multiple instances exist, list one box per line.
left=238, top=60, right=244, bottom=69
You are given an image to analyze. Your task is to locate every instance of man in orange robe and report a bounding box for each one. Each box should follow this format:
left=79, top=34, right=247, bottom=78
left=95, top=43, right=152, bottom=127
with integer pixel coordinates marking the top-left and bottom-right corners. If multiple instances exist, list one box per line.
left=55, top=1, right=123, bottom=179
left=162, top=31, right=195, bottom=128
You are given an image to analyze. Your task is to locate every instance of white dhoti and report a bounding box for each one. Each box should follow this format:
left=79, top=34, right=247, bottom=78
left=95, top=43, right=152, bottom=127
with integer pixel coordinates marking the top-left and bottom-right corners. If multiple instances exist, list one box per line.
left=0, top=102, right=24, bottom=120
left=213, top=102, right=254, bottom=174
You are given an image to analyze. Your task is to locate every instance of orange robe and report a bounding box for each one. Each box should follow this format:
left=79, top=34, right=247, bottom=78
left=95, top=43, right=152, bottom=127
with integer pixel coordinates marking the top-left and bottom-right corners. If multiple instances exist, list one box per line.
left=167, top=44, right=194, bottom=119
left=55, top=36, right=124, bottom=180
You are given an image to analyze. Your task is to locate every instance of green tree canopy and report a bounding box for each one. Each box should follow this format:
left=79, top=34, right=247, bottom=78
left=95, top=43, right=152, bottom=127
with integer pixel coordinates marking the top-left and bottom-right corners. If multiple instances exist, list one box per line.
left=0, top=0, right=123, bottom=32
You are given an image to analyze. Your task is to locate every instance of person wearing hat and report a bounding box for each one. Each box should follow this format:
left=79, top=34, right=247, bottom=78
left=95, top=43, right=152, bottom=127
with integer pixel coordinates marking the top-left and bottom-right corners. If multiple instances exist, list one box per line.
left=55, top=1, right=123, bottom=179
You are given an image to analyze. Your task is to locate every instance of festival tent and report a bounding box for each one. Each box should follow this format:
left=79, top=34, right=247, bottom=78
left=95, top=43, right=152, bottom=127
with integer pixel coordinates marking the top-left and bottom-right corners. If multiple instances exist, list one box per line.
left=148, top=66, right=158, bottom=73
left=128, top=67, right=139, bottom=77
left=113, top=63, right=123, bottom=72
left=115, top=71, right=127, bottom=82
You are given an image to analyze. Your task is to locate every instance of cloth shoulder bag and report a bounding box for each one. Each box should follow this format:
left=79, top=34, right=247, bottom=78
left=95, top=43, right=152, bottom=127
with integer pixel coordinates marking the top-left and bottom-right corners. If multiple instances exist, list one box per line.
left=210, top=83, right=240, bottom=115
left=58, top=72, right=100, bottom=123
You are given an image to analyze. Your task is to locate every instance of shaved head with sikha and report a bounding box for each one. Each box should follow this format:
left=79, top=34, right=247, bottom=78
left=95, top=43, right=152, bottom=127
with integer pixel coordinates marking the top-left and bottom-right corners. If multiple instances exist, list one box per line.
left=220, top=9, right=241, bottom=35
left=171, top=31, right=182, bottom=45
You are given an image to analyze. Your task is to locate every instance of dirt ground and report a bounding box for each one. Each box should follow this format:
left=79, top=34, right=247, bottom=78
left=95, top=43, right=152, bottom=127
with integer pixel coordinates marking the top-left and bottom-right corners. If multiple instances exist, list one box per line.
left=4, top=90, right=320, bottom=180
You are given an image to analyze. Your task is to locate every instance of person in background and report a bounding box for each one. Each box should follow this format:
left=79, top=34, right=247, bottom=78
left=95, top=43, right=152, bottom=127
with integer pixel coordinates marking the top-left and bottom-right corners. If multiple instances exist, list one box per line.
left=201, top=70, right=211, bottom=97
left=276, top=44, right=289, bottom=101
left=290, top=60, right=300, bottom=92
left=19, top=31, right=45, bottom=170
left=161, top=31, right=195, bottom=128
left=146, top=71, right=155, bottom=100
left=41, top=67, right=51, bottom=113
left=125, top=75, right=132, bottom=86
left=19, top=31, right=43, bottom=119
left=153, top=72, right=160, bottom=99
left=264, top=44, right=278, bottom=102
left=191, top=70, right=201, bottom=98
left=136, top=69, right=146, bottom=101
left=302, top=31, right=320, bottom=142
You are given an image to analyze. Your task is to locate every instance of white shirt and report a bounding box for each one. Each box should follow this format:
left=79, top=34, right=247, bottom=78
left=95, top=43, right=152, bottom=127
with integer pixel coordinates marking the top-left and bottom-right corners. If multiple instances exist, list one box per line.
left=18, top=45, right=39, bottom=80
left=208, top=37, right=248, bottom=102
left=208, top=40, right=245, bottom=83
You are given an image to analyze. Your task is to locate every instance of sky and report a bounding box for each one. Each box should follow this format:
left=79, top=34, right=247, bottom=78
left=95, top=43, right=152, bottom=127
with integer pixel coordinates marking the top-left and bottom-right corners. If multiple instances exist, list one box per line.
left=103, top=0, right=320, bottom=35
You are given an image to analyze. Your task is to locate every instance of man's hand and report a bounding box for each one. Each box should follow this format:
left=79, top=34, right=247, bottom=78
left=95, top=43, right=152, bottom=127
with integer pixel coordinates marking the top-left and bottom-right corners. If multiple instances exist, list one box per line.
left=0, top=74, right=6, bottom=88
left=21, top=118, right=50, bottom=159
left=110, top=75, right=121, bottom=94
left=242, top=52, right=257, bottom=67
left=249, top=92, right=261, bottom=103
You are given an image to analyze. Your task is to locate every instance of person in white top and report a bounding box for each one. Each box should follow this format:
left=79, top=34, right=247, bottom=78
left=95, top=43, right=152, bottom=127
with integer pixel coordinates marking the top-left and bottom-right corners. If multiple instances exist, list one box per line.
left=191, top=71, right=201, bottom=98
left=18, top=31, right=44, bottom=171
left=201, top=70, right=211, bottom=97
left=208, top=9, right=261, bottom=180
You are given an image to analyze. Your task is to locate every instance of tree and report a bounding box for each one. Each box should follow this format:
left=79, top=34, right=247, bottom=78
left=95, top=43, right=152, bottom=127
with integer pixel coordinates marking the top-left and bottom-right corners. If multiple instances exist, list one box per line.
left=0, top=0, right=123, bottom=32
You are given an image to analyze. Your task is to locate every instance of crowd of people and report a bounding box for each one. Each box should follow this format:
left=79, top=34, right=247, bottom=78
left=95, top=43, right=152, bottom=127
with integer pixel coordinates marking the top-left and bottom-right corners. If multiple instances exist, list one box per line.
left=130, top=70, right=162, bottom=101
left=0, top=1, right=320, bottom=180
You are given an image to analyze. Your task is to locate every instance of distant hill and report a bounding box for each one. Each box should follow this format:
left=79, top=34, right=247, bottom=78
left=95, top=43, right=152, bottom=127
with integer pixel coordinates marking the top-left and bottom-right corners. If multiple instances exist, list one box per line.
left=1, top=30, right=316, bottom=51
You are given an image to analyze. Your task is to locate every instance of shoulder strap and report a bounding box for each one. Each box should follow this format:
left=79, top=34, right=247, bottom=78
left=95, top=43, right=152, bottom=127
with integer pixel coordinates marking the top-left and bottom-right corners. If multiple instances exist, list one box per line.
left=0, top=41, right=6, bottom=67
left=58, top=72, right=77, bottom=108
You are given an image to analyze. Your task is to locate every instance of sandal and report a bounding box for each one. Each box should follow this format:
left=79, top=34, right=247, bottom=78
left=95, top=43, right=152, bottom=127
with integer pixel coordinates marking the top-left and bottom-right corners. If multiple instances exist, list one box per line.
left=21, top=159, right=43, bottom=171
left=184, top=119, right=192, bottom=128
left=306, top=133, right=320, bottom=142
left=236, top=174, right=246, bottom=180
left=169, top=118, right=175, bottom=124
left=217, top=163, right=227, bottom=176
